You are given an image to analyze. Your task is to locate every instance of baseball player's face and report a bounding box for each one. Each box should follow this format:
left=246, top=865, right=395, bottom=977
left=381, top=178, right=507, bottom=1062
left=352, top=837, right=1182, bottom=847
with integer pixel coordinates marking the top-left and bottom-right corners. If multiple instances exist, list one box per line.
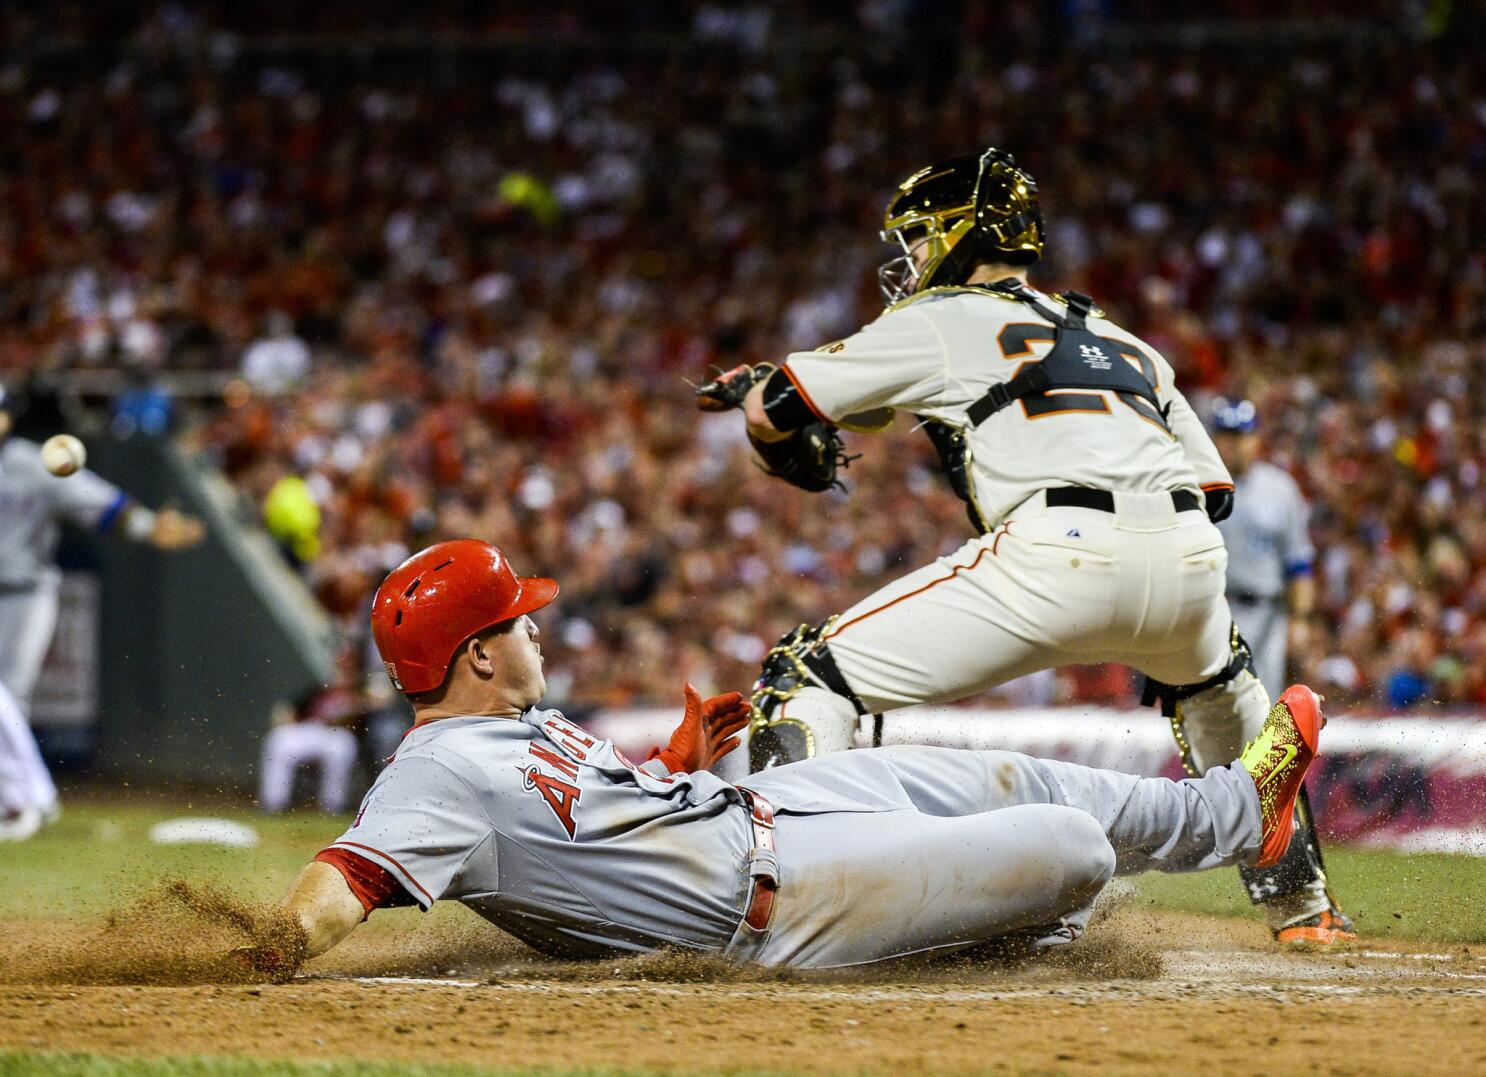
left=0, top=411, right=10, bottom=441
left=1214, top=430, right=1259, bottom=474
left=908, top=231, right=934, bottom=272
left=486, top=614, right=546, bottom=708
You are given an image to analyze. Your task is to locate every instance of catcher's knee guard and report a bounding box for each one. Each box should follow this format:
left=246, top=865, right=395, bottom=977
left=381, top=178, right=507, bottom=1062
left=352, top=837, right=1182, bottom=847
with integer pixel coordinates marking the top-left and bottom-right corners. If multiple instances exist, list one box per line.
left=1144, top=626, right=1338, bottom=916
left=1143, top=625, right=1269, bottom=774
left=748, top=619, right=868, bottom=771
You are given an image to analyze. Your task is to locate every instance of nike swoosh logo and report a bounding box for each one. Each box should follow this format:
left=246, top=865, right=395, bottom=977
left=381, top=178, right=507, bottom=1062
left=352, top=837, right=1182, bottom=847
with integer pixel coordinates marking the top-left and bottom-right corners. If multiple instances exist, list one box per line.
left=1257, top=744, right=1298, bottom=788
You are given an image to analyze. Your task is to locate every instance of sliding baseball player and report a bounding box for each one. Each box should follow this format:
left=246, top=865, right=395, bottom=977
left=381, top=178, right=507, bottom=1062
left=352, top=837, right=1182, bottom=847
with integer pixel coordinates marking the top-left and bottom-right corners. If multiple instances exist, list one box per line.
left=236, top=540, right=1324, bottom=977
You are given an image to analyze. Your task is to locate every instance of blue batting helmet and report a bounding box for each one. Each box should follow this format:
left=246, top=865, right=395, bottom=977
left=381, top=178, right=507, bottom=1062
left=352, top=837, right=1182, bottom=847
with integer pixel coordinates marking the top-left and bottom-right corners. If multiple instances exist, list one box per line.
left=1211, top=397, right=1257, bottom=433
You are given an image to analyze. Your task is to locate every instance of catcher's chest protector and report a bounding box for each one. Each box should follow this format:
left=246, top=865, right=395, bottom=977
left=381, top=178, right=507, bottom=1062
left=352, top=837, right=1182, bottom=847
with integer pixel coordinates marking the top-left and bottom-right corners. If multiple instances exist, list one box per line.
left=964, top=282, right=1168, bottom=430
left=917, top=282, right=1171, bottom=535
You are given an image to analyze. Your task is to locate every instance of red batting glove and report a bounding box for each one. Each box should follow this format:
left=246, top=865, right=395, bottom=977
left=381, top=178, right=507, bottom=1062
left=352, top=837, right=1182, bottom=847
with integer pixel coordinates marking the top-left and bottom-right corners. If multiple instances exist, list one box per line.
left=650, top=684, right=752, bottom=773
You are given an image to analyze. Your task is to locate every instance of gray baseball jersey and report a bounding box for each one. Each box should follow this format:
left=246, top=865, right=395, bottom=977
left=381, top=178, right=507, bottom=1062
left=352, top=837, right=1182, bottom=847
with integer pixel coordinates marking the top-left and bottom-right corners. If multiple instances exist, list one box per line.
left=1217, top=460, right=1313, bottom=601
left=329, top=708, right=758, bottom=957
left=1217, top=460, right=1313, bottom=696
left=0, top=438, right=125, bottom=589
left=327, top=708, right=1265, bottom=968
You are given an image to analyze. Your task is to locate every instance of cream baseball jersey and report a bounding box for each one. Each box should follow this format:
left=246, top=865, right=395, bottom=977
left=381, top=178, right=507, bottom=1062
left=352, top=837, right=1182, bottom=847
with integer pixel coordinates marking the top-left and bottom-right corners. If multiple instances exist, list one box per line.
left=780, top=285, right=1231, bottom=530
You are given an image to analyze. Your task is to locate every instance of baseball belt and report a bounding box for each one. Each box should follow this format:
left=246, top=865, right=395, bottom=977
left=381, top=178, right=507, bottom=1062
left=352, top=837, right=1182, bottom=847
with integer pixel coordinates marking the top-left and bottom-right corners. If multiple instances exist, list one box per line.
left=1044, top=486, right=1201, bottom=514
left=737, top=788, right=779, bottom=932
left=1228, top=589, right=1284, bottom=607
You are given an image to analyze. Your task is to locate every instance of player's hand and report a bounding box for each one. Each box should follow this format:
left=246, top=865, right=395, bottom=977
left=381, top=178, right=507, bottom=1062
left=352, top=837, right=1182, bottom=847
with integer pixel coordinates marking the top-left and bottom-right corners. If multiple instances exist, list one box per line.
left=695, top=363, right=775, bottom=412
left=651, top=683, right=752, bottom=773
left=228, top=942, right=302, bottom=984
left=1288, top=616, right=1315, bottom=656
left=1203, top=486, right=1235, bottom=523
left=696, top=686, right=751, bottom=768
left=152, top=507, right=206, bottom=550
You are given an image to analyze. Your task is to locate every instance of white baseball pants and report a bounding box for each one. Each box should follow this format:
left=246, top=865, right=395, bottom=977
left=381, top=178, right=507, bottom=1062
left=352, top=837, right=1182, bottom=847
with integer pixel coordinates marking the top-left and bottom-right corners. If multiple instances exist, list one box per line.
left=1229, top=594, right=1289, bottom=700
left=738, top=490, right=1268, bottom=768
left=0, top=677, right=57, bottom=817
left=259, top=723, right=360, bottom=813
left=830, top=491, right=1235, bottom=708
left=0, top=579, right=61, bottom=716
left=0, top=581, right=61, bottom=819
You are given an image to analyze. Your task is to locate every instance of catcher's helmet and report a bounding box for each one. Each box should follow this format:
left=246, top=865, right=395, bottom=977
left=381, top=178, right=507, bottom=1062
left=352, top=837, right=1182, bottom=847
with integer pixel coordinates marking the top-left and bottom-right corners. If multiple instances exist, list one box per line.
left=371, top=539, right=558, bottom=694
left=878, top=147, right=1044, bottom=305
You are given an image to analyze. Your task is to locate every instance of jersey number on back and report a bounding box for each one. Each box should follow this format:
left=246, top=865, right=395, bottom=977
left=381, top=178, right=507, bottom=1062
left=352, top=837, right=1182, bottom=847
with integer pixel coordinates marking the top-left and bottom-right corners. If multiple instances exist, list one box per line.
left=997, top=324, right=1169, bottom=433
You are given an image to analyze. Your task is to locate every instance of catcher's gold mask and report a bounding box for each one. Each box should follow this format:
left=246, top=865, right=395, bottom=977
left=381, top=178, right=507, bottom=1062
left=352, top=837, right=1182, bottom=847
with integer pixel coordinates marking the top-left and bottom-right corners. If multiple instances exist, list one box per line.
left=878, top=148, right=1044, bottom=305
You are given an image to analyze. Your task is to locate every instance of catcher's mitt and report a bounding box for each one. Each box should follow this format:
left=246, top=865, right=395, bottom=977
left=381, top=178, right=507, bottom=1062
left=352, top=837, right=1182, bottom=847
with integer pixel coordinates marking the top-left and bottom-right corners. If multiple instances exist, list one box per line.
left=749, top=423, right=853, bottom=493
left=695, top=363, right=776, bottom=412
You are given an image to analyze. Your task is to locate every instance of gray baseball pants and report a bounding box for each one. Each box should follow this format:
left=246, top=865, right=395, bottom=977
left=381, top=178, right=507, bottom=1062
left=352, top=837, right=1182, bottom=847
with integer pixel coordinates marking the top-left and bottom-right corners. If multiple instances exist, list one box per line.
left=728, top=745, right=1260, bottom=968
left=1228, top=594, right=1288, bottom=701
left=0, top=580, right=61, bottom=815
left=0, top=579, right=60, bottom=714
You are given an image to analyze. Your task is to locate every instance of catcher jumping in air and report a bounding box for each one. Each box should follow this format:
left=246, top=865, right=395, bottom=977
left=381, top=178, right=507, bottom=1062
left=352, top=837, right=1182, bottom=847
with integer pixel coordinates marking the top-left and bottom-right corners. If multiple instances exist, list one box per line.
left=244, top=540, right=1326, bottom=975
left=697, top=148, right=1353, bottom=948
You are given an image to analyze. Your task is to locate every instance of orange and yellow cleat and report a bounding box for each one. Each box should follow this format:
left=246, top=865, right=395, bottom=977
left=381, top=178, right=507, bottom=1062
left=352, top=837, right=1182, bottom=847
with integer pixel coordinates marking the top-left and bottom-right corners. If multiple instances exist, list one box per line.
left=1239, top=684, right=1324, bottom=868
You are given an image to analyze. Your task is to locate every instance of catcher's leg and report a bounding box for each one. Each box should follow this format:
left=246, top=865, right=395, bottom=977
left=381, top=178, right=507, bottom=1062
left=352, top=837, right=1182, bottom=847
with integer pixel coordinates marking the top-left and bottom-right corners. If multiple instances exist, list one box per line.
left=1141, top=617, right=1352, bottom=943
left=730, top=531, right=1060, bottom=776
left=710, top=621, right=862, bottom=782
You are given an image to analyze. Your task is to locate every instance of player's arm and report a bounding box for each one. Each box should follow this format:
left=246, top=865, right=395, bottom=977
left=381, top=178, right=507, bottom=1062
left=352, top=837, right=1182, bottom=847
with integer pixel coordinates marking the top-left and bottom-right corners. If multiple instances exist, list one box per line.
left=117, top=504, right=206, bottom=550
left=1283, top=486, right=1318, bottom=650
left=52, top=465, right=205, bottom=550
left=701, top=306, right=945, bottom=433
left=698, top=308, right=944, bottom=490
left=280, top=860, right=367, bottom=958
left=230, top=860, right=365, bottom=980
left=1160, top=385, right=1235, bottom=521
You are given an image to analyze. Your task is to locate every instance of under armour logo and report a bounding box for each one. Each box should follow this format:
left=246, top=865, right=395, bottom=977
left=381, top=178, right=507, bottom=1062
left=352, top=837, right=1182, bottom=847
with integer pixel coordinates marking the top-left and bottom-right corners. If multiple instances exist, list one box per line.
left=1078, top=344, right=1112, bottom=370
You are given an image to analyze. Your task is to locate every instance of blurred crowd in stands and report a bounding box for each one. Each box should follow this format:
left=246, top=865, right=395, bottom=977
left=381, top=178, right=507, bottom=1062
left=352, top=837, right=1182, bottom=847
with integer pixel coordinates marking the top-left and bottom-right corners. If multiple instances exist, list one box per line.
left=3, top=2, right=1485, bottom=714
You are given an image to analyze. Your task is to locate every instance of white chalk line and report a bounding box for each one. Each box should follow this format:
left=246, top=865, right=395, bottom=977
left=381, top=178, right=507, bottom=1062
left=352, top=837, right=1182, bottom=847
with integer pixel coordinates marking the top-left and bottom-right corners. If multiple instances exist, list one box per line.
left=344, top=977, right=1486, bottom=1001
left=343, top=946, right=1486, bottom=1001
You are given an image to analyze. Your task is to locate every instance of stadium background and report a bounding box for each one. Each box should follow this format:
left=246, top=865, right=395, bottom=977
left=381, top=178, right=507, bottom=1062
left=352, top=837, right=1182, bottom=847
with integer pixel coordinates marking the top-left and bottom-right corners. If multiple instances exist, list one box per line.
left=8, top=0, right=1485, bottom=810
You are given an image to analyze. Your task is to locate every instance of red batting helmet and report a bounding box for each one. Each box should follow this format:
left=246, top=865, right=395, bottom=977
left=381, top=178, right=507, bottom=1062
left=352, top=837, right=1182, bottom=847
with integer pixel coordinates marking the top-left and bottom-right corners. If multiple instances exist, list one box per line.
left=370, top=539, right=559, bottom=694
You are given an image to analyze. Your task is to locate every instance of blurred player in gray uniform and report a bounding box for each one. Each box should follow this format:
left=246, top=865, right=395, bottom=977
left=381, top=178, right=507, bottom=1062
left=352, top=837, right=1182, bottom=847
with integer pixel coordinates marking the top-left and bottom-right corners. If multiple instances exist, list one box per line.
left=0, top=391, right=204, bottom=839
left=1210, top=399, right=1316, bottom=699
left=235, top=540, right=1324, bottom=977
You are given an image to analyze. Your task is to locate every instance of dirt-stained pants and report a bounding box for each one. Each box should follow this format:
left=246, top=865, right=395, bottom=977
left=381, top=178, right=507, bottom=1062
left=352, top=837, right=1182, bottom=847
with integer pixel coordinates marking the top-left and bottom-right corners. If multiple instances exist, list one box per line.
left=727, top=744, right=1260, bottom=968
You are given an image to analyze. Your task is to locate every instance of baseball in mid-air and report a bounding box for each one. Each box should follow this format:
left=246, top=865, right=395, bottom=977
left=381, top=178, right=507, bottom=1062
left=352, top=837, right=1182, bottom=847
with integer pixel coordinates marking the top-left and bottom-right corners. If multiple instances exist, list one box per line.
left=41, top=434, right=86, bottom=476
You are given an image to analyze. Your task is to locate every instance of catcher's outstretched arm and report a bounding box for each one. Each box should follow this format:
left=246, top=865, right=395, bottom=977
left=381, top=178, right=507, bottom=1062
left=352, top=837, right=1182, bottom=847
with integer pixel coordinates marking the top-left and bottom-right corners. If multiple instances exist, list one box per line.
left=281, top=860, right=365, bottom=958
left=743, top=379, right=791, bottom=442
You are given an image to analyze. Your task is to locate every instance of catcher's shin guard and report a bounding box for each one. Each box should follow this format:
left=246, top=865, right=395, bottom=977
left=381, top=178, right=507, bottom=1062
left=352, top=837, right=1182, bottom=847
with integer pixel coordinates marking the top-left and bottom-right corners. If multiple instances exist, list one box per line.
left=1144, top=626, right=1270, bottom=772
left=747, top=620, right=866, bottom=771
left=1145, top=627, right=1338, bottom=921
left=1236, top=784, right=1339, bottom=922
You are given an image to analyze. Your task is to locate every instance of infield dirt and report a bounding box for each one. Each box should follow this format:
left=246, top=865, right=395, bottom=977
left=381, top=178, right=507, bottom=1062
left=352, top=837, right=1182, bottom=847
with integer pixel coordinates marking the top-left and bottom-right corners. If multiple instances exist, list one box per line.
left=2, top=889, right=1483, bottom=1075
